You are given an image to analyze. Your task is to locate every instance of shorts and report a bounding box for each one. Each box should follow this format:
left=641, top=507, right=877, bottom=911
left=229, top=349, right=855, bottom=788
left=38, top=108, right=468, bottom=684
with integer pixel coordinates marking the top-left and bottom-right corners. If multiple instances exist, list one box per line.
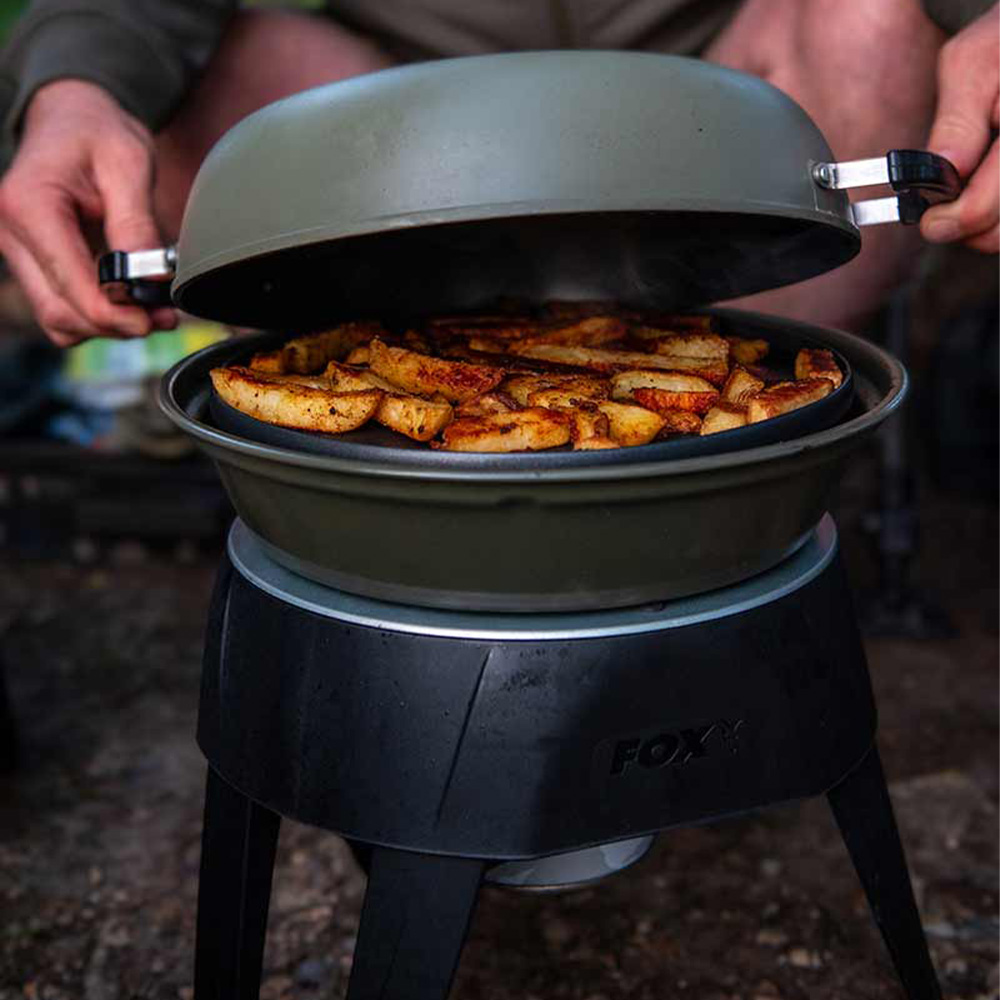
left=327, top=0, right=741, bottom=63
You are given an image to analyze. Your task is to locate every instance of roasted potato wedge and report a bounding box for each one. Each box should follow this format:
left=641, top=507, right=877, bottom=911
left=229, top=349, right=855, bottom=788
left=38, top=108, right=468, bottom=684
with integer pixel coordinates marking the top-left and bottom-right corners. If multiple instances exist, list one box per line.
left=700, top=404, right=748, bottom=435
left=344, top=345, right=371, bottom=365
left=369, top=339, right=505, bottom=403
left=655, top=409, right=703, bottom=435
left=502, top=373, right=609, bottom=406
left=595, top=401, right=666, bottom=446
left=250, top=321, right=382, bottom=374
left=747, top=378, right=833, bottom=423
left=506, top=343, right=729, bottom=384
left=324, top=362, right=452, bottom=442
left=631, top=329, right=729, bottom=361
left=439, top=408, right=572, bottom=452
left=454, top=391, right=520, bottom=417
left=794, top=348, right=843, bottom=389
left=720, top=366, right=765, bottom=407
left=611, top=370, right=717, bottom=401
left=211, top=366, right=381, bottom=433
left=631, top=386, right=719, bottom=416
left=725, top=336, right=770, bottom=366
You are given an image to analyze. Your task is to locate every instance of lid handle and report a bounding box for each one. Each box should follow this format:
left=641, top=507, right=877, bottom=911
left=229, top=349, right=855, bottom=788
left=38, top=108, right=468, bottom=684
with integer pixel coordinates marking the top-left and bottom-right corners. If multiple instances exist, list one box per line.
left=97, top=247, right=176, bottom=307
left=812, top=150, right=962, bottom=227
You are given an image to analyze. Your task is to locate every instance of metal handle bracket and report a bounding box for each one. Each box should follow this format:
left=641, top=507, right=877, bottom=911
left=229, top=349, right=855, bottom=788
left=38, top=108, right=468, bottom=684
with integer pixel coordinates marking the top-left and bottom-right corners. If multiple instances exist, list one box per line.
left=98, top=246, right=177, bottom=307
left=813, top=150, right=962, bottom=228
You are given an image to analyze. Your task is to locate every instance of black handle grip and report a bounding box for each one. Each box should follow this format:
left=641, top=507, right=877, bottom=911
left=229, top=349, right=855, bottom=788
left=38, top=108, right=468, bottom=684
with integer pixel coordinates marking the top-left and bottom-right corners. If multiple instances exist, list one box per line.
left=886, top=150, right=962, bottom=225
left=97, top=250, right=174, bottom=308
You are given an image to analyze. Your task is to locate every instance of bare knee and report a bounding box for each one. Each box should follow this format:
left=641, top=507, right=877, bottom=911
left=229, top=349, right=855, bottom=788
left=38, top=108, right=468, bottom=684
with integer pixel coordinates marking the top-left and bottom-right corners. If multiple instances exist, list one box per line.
left=153, top=8, right=392, bottom=236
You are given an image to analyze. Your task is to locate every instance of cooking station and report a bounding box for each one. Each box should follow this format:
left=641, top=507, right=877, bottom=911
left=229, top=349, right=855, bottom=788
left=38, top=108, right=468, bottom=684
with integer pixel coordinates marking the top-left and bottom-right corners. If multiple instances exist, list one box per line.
left=193, top=515, right=940, bottom=1000
left=98, top=51, right=961, bottom=1000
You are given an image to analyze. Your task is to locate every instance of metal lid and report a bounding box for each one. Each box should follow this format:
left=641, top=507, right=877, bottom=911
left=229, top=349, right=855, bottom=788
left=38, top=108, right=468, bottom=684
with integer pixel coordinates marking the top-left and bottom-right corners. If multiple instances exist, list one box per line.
left=172, top=51, right=860, bottom=327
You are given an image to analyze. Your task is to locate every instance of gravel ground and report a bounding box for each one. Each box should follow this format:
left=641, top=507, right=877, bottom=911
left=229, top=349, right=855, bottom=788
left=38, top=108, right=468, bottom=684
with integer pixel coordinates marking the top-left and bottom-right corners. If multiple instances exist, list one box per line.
left=0, top=461, right=996, bottom=1000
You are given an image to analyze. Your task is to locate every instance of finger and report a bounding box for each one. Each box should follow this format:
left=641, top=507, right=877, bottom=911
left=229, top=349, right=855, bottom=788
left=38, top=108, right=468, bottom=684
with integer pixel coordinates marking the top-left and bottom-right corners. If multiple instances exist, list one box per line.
left=0, top=234, right=104, bottom=346
left=965, top=222, right=999, bottom=253
left=927, top=26, right=999, bottom=178
left=4, top=183, right=154, bottom=337
left=92, top=133, right=162, bottom=252
left=922, top=139, right=999, bottom=243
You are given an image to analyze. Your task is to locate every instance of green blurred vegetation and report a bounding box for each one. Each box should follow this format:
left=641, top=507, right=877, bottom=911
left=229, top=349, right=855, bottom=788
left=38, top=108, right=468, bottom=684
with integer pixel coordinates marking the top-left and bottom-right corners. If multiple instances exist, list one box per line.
left=0, top=0, right=27, bottom=40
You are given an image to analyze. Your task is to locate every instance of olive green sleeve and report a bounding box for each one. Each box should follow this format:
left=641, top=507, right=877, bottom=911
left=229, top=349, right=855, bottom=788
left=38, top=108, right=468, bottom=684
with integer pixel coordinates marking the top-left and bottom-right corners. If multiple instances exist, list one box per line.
left=922, top=0, right=995, bottom=34
left=0, top=0, right=237, bottom=143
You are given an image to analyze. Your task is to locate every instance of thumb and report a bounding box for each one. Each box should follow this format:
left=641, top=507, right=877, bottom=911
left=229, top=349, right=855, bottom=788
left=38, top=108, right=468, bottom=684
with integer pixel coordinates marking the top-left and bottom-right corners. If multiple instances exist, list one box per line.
left=927, top=26, right=998, bottom=179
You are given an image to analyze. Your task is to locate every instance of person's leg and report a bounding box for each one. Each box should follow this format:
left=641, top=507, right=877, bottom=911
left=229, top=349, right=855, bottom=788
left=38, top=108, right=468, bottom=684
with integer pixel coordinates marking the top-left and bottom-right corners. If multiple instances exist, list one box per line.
left=153, top=8, right=394, bottom=238
left=704, top=0, right=945, bottom=331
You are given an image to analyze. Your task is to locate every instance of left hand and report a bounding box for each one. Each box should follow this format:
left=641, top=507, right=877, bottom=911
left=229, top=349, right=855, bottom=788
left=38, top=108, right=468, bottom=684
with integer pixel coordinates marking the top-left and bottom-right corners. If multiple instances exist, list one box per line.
left=921, top=4, right=999, bottom=252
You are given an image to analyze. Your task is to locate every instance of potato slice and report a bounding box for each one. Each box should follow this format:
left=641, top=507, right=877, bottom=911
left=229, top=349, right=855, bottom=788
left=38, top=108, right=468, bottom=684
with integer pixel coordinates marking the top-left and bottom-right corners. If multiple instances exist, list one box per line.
left=595, top=401, right=666, bottom=446
left=747, top=378, right=833, bottom=423
left=631, top=329, right=729, bottom=361
left=344, top=345, right=371, bottom=365
left=725, top=336, right=770, bottom=366
left=700, top=404, right=748, bottom=435
left=250, top=321, right=383, bottom=374
left=439, top=408, right=572, bottom=452
left=324, top=362, right=452, bottom=442
left=454, top=391, right=520, bottom=417
left=210, top=366, right=381, bottom=433
left=507, top=343, right=729, bottom=385
left=795, top=348, right=844, bottom=389
left=655, top=409, right=703, bottom=435
left=610, top=370, right=717, bottom=401
left=720, top=366, right=765, bottom=407
left=502, top=373, right=609, bottom=407
left=369, top=339, right=505, bottom=403
left=631, top=386, right=719, bottom=416
left=574, top=436, right=620, bottom=450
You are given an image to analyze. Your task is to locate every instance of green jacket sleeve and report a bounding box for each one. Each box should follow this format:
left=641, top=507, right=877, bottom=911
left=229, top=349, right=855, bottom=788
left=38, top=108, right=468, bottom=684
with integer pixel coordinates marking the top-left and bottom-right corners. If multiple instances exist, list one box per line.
left=0, top=0, right=236, bottom=142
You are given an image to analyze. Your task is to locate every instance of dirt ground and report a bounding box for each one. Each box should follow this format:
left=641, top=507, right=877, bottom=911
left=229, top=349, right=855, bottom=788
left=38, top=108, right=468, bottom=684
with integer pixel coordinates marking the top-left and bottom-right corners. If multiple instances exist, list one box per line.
left=0, top=454, right=996, bottom=1000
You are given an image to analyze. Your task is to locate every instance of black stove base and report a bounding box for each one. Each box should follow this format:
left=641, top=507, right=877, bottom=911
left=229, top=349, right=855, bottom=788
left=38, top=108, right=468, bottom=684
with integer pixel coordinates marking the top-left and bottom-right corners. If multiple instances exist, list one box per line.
left=192, top=519, right=941, bottom=999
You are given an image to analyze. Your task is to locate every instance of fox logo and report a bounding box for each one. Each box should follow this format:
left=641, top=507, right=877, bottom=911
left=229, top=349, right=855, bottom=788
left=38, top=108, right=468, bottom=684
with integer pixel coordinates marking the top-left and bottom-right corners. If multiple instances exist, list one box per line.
left=608, top=718, right=745, bottom=777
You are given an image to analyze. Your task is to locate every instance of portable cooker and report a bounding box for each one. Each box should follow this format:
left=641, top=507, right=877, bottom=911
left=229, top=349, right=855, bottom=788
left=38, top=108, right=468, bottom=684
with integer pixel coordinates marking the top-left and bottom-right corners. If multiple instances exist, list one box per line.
left=99, top=53, right=954, bottom=999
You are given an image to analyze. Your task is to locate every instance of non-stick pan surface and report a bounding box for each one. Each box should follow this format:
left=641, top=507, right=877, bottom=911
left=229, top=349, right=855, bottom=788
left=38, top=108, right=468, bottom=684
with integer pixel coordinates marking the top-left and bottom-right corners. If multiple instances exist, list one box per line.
left=203, top=321, right=853, bottom=469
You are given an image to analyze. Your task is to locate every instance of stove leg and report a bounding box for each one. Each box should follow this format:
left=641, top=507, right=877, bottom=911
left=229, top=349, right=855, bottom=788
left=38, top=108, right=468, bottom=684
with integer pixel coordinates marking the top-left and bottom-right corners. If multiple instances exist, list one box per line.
left=194, top=766, right=281, bottom=1000
left=346, top=848, right=485, bottom=1000
left=828, top=747, right=942, bottom=1000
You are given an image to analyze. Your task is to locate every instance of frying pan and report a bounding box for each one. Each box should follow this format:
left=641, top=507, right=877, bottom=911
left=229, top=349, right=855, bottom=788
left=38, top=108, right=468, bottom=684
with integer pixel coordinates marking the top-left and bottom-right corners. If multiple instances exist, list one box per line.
left=99, top=52, right=935, bottom=609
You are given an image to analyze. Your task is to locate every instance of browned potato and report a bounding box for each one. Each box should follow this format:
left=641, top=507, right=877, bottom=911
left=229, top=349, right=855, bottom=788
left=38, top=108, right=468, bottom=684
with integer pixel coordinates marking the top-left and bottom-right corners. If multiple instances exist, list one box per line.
left=344, top=345, right=371, bottom=365
left=454, top=391, right=520, bottom=417
left=655, top=409, right=703, bottom=435
left=369, top=339, right=505, bottom=403
left=502, top=373, right=609, bottom=406
left=725, top=336, right=770, bottom=366
left=700, top=404, right=748, bottom=435
left=439, top=408, right=572, bottom=452
left=631, top=386, right=719, bottom=416
left=324, top=361, right=453, bottom=441
left=631, top=329, right=729, bottom=361
left=506, top=343, right=729, bottom=385
left=250, top=321, right=383, bottom=374
left=720, top=366, right=765, bottom=407
left=611, top=370, right=717, bottom=403
left=795, top=348, right=843, bottom=389
left=211, top=366, right=381, bottom=433
left=746, top=379, right=833, bottom=423
left=595, top=401, right=666, bottom=446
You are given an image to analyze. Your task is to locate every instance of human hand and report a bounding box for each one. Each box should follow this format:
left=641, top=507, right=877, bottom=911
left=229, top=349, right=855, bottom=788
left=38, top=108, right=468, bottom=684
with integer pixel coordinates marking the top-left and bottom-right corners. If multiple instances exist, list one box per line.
left=921, top=4, right=999, bottom=252
left=0, top=79, right=176, bottom=346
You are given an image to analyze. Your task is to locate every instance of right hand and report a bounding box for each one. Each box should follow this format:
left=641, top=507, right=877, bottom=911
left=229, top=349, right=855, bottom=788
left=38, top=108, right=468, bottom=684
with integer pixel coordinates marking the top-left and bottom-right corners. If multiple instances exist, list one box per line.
left=0, top=79, right=176, bottom=346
